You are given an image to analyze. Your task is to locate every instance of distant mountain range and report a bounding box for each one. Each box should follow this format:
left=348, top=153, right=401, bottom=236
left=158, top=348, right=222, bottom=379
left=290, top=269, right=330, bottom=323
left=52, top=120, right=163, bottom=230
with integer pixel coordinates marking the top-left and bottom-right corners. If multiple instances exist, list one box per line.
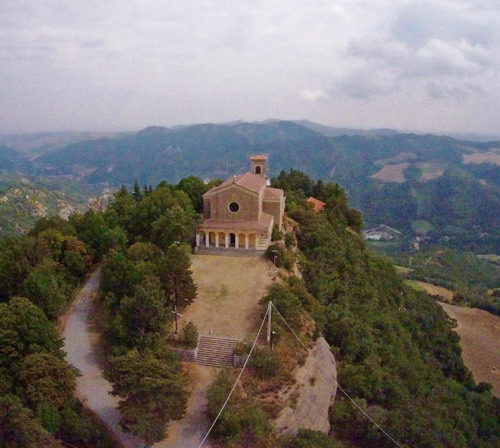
left=1, top=120, right=499, bottom=252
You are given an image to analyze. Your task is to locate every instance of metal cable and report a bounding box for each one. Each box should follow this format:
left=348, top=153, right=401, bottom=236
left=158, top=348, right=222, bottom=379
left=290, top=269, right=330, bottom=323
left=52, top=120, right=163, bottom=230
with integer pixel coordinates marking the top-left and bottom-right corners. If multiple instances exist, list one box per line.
left=271, top=302, right=406, bottom=448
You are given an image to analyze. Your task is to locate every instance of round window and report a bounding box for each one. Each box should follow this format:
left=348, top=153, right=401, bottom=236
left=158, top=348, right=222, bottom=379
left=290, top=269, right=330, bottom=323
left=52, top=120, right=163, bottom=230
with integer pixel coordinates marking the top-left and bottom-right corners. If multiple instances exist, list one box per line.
left=229, top=202, right=240, bottom=212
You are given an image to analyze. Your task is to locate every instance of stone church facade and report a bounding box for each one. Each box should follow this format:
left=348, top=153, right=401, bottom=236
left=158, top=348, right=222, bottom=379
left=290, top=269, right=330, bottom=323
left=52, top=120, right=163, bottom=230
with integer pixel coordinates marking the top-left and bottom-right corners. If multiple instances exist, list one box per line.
left=195, top=155, right=285, bottom=252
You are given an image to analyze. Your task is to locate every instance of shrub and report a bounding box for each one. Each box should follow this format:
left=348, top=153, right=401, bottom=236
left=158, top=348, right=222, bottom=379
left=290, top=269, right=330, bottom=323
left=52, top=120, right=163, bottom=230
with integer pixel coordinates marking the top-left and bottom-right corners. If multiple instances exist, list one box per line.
left=284, top=232, right=296, bottom=249
left=265, top=244, right=295, bottom=270
left=272, top=226, right=283, bottom=241
left=182, top=321, right=199, bottom=348
left=250, top=347, right=283, bottom=379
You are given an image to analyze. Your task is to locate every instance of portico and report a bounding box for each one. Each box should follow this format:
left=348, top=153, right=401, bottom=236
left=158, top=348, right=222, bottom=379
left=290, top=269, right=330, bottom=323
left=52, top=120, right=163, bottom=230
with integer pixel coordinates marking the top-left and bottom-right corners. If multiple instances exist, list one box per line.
left=196, top=229, right=263, bottom=250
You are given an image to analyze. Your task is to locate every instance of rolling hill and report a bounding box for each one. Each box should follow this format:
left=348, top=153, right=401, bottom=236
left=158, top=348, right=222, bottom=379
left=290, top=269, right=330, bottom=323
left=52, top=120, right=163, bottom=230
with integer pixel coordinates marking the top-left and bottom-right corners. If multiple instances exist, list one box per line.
left=1, top=121, right=499, bottom=251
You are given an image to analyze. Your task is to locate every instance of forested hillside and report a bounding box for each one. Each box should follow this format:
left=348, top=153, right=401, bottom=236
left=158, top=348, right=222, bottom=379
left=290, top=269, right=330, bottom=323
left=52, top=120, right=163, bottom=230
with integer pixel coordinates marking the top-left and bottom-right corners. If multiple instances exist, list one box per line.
left=0, top=177, right=210, bottom=446
left=2, top=121, right=499, bottom=251
left=0, top=214, right=119, bottom=446
left=0, top=167, right=498, bottom=447
left=271, top=171, right=500, bottom=447
left=29, top=122, right=500, bottom=252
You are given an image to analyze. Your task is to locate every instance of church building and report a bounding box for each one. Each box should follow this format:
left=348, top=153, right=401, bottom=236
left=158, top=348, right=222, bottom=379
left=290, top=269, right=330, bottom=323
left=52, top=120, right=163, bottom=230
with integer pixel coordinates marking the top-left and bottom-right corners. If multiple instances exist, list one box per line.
left=195, top=155, right=285, bottom=252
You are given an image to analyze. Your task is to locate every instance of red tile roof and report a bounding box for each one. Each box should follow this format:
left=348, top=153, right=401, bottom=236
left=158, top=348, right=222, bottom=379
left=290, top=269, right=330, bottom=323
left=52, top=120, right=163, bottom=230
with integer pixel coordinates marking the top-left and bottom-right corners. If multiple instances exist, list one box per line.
left=206, top=172, right=267, bottom=195
left=250, top=154, right=268, bottom=160
left=264, top=187, right=284, bottom=199
left=307, top=197, right=326, bottom=212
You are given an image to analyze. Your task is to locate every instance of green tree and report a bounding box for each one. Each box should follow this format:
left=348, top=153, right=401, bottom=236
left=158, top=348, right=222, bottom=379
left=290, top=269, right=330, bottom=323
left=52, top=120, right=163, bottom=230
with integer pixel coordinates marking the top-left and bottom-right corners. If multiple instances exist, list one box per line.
left=22, top=259, right=73, bottom=319
left=119, top=276, right=169, bottom=347
left=0, top=395, right=63, bottom=448
left=176, top=175, right=207, bottom=212
left=105, top=348, right=188, bottom=444
left=0, top=297, right=63, bottom=373
left=16, top=352, right=77, bottom=409
left=156, top=244, right=197, bottom=309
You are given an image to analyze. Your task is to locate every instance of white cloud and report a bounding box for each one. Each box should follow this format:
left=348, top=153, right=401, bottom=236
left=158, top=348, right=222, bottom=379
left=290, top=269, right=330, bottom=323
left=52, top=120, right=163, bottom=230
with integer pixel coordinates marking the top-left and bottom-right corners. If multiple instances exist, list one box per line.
left=0, top=0, right=499, bottom=134
left=300, top=89, right=328, bottom=102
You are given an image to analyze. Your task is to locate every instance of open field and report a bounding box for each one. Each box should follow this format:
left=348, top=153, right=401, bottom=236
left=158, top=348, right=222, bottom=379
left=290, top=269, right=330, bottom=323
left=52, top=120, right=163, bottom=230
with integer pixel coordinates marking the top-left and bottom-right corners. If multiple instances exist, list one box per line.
left=181, top=254, right=274, bottom=339
left=405, top=280, right=454, bottom=301
left=439, top=302, right=500, bottom=397
left=374, top=152, right=417, bottom=166
left=415, top=161, right=446, bottom=180
left=463, top=150, right=500, bottom=165
left=394, top=265, right=414, bottom=275
left=371, top=162, right=410, bottom=183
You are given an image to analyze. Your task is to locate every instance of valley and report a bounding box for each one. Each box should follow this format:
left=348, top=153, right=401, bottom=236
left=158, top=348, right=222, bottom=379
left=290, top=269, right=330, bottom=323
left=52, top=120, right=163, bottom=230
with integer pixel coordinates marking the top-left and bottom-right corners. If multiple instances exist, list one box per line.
left=1, top=120, right=500, bottom=254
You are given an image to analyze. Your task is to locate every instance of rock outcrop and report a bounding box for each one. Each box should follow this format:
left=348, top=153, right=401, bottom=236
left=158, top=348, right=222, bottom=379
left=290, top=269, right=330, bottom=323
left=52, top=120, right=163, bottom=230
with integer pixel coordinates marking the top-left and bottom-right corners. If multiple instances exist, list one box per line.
left=274, top=336, right=337, bottom=435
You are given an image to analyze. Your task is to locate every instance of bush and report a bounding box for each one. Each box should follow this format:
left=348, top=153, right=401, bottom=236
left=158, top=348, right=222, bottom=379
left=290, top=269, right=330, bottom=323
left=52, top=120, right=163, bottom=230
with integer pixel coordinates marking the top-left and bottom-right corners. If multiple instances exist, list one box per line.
left=182, top=321, right=199, bottom=348
left=250, top=347, right=283, bottom=379
left=272, top=226, right=283, bottom=241
left=261, top=283, right=302, bottom=326
left=284, top=232, right=296, bottom=249
left=265, top=244, right=295, bottom=270
left=290, top=429, right=344, bottom=448
left=234, top=341, right=250, bottom=356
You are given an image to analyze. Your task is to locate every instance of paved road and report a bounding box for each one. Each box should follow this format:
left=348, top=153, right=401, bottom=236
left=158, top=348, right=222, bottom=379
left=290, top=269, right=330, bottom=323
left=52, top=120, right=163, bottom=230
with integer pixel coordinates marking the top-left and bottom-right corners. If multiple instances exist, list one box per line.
left=62, top=268, right=144, bottom=448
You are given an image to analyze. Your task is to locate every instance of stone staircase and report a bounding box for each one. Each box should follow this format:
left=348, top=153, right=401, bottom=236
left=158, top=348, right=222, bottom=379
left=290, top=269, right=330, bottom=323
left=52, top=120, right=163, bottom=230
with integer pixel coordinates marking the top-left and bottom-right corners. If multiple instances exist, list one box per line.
left=196, top=335, right=239, bottom=367
left=195, top=246, right=265, bottom=257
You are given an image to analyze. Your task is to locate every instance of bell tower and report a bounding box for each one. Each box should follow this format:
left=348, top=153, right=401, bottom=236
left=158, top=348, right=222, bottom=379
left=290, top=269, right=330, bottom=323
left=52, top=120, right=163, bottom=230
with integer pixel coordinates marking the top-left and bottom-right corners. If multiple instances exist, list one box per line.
left=250, top=155, right=267, bottom=178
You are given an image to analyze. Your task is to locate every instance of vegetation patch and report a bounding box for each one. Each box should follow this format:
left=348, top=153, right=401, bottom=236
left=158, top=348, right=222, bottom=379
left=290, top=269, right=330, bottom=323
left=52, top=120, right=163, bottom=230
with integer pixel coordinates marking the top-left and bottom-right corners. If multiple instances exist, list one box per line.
left=415, top=161, right=447, bottom=180
left=410, top=219, right=434, bottom=235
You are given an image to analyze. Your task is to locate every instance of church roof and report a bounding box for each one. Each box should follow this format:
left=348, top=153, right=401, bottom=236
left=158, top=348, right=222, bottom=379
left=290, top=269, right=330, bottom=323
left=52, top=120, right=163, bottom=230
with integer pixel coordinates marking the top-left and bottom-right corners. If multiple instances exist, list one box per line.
left=264, top=187, right=284, bottom=199
left=200, top=212, right=273, bottom=232
left=206, top=172, right=267, bottom=195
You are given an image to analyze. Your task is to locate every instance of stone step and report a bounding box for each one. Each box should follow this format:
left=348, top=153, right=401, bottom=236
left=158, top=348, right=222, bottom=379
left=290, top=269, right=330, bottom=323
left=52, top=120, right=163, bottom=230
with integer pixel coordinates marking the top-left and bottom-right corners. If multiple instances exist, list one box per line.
left=196, top=335, right=239, bottom=368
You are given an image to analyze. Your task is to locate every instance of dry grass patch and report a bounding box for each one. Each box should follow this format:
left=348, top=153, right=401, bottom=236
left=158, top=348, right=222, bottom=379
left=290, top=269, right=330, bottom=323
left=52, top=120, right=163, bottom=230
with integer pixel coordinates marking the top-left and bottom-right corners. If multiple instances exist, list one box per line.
left=371, top=162, right=410, bottom=183
left=463, top=149, right=500, bottom=165
left=439, top=302, right=500, bottom=397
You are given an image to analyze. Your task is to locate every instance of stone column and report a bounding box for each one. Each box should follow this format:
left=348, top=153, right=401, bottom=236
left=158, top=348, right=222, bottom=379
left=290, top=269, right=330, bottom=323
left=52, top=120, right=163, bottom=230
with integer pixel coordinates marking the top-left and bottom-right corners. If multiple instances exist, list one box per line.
left=225, top=233, right=229, bottom=248
left=215, top=233, right=219, bottom=248
left=235, top=234, right=239, bottom=249
left=245, top=234, right=249, bottom=249
left=196, top=233, right=200, bottom=247
left=205, top=231, right=210, bottom=247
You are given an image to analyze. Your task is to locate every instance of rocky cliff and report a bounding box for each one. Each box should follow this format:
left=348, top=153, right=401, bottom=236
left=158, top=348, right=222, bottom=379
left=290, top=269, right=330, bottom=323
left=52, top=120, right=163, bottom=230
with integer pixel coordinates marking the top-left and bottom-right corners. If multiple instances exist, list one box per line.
left=274, top=336, right=337, bottom=435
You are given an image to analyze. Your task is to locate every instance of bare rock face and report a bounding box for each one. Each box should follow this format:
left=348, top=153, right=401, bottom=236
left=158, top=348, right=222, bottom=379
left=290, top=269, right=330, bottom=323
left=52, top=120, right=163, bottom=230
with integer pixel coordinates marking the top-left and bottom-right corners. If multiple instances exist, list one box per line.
left=274, top=336, right=337, bottom=435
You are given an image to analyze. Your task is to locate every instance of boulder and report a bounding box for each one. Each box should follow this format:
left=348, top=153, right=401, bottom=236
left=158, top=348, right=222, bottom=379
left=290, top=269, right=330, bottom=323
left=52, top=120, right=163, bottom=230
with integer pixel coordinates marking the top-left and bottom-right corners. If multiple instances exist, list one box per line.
left=274, top=336, right=337, bottom=435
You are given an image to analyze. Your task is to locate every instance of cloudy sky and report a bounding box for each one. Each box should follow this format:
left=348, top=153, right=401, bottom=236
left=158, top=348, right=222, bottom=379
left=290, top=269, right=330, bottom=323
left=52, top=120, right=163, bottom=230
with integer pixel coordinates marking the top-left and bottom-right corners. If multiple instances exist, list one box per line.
left=1, top=0, right=500, bottom=134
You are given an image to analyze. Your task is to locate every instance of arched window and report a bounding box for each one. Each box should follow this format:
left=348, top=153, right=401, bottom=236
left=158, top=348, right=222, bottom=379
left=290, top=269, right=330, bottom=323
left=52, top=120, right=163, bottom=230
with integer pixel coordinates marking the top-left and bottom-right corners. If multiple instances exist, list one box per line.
left=255, top=166, right=262, bottom=175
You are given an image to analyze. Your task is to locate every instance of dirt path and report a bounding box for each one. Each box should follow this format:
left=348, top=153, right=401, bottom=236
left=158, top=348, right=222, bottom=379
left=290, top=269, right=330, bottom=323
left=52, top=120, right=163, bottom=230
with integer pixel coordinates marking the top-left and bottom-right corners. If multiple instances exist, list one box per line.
left=439, top=302, right=500, bottom=396
left=61, top=268, right=144, bottom=448
left=154, top=364, right=216, bottom=448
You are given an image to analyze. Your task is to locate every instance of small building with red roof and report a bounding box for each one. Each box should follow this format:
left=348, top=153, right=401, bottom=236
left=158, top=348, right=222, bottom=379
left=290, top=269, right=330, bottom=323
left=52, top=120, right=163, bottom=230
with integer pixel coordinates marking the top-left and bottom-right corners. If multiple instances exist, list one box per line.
left=307, top=197, right=326, bottom=212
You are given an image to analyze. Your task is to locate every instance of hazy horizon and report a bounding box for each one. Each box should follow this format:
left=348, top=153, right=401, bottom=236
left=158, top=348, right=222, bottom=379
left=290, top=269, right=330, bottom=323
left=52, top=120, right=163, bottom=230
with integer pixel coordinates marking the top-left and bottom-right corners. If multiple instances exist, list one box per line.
left=2, top=1, right=500, bottom=135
